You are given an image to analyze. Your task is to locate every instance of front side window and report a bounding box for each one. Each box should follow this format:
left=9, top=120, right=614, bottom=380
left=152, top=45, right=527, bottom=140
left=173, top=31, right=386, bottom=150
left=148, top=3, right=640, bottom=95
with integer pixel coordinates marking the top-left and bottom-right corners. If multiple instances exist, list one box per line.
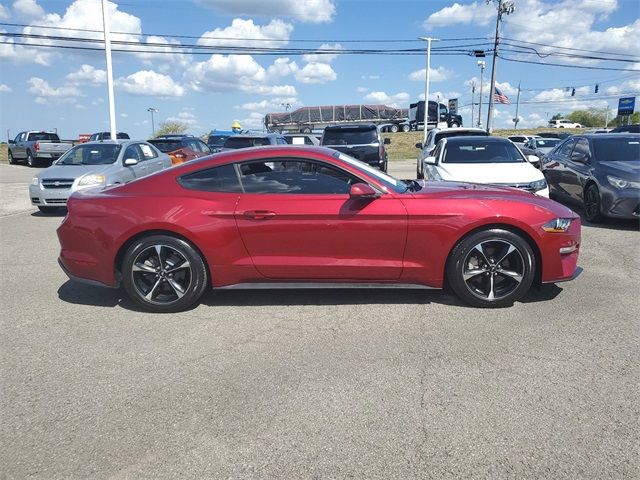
left=238, top=159, right=358, bottom=194
left=178, top=164, right=242, bottom=192
left=556, top=139, right=576, bottom=158
left=571, top=138, right=591, bottom=161
left=123, top=145, right=142, bottom=162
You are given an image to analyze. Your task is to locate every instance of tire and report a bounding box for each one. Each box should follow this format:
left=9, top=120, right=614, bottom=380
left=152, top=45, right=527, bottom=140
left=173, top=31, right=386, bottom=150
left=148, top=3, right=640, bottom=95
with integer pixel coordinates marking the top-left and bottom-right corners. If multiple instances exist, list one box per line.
left=27, top=151, right=36, bottom=168
left=122, top=235, right=208, bottom=313
left=416, top=164, right=424, bottom=179
left=37, top=206, right=57, bottom=213
left=401, top=124, right=411, bottom=133
left=8, top=150, right=16, bottom=165
left=447, top=228, right=535, bottom=308
left=583, top=183, right=603, bottom=223
left=390, top=124, right=399, bottom=133
left=450, top=122, right=460, bottom=128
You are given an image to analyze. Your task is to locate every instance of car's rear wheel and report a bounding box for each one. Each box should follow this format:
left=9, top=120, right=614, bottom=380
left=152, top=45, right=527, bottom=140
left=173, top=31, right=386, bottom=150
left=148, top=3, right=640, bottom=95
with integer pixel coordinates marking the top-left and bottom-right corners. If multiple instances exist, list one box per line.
left=122, top=235, right=208, bottom=313
left=27, top=151, right=36, bottom=168
left=447, top=229, right=535, bottom=308
left=390, top=124, right=399, bottom=133
left=583, top=183, right=602, bottom=223
left=401, top=124, right=411, bottom=133
left=450, top=122, right=460, bottom=128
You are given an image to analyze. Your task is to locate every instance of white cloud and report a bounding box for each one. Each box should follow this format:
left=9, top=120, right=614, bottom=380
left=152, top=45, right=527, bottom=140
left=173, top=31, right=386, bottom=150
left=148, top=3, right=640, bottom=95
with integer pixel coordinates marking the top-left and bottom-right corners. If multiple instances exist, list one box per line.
left=27, top=77, right=82, bottom=104
left=424, top=1, right=495, bottom=29
left=197, top=0, right=336, bottom=23
left=237, top=111, right=266, bottom=130
left=198, top=18, right=292, bottom=48
left=605, top=78, right=640, bottom=95
left=0, top=28, right=51, bottom=65
left=116, top=70, right=185, bottom=97
left=0, top=83, right=12, bottom=93
left=295, top=62, right=336, bottom=84
left=266, top=57, right=299, bottom=80
left=361, top=75, right=380, bottom=80
left=363, top=91, right=410, bottom=108
left=12, top=0, right=44, bottom=18
left=419, top=91, right=461, bottom=102
left=186, top=54, right=297, bottom=95
left=120, top=113, right=128, bottom=118
left=238, top=97, right=301, bottom=113
left=66, top=64, right=106, bottom=85
left=496, top=81, right=519, bottom=96
left=408, top=66, right=453, bottom=83
left=356, top=86, right=369, bottom=93
left=0, top=4, right=11, bottom=19
left=303, top=43, right=343, bottom=63
left=165, top=111, right=199, bottom=129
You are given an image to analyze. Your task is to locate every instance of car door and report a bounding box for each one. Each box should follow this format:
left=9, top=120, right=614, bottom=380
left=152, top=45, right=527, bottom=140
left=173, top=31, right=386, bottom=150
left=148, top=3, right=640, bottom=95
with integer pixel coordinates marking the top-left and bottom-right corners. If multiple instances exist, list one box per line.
left=138, top=142, right=167, bottom=173
left=543, top=138, right=575, bottom=197
left=234, top=157, right=408, bottom=280
left=14, top=132, right=27, bottom=158
left=564, top=138, right=592, bottom=200
left=121, top=143, right=149, bottom=178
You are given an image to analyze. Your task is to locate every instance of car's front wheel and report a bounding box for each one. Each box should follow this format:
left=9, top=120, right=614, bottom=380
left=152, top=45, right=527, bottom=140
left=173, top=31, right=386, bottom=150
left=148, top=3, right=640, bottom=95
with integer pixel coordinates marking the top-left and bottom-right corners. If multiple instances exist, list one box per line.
left=447, top=229, right=535, bottom=308
left=583, top=183, right=602, bottom=223
left=8, top=150, right=16, bottom=164
left=122, top=235, right=209, bottom=313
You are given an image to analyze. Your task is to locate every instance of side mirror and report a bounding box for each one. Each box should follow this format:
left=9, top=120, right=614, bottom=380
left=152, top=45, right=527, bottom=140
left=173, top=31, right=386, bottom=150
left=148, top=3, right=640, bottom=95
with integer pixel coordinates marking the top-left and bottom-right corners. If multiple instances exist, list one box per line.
left=123, top=158, right=138, bottom=166
left=349, top=183, right=379, bottom=199
left=415, top=142, right=423, bottom=149
left=8, top=139, right=15, bottom=144
left=527, top=155, right=540, bottom=163
left=383, top=138, right=391, bottom=145
left=424, top=156, right=437, bottom=165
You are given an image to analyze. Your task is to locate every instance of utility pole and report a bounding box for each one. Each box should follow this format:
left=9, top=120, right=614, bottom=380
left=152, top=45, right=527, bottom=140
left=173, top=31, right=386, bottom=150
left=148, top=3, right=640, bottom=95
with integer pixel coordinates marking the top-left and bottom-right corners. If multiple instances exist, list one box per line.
left=605, top=105, right=609, bottom=128
left=418, top=36, right=438, bottom=144
left=486, top=0, right=515, bottom=133
left=101, top=0, right=117, bottom=141
left=471, top=81, right=476, bottom=128
left=147, top=107, right=157, bottom=137
left=513, top=81, right=521, bottom=130
left=477, top=60, right=485, bottom=128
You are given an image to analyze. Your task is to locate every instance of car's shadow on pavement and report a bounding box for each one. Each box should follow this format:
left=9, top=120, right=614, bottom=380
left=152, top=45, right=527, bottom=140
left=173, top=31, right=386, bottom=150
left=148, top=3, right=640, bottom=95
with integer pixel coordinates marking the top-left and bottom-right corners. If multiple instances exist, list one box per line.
left=58, top=280, right=564, bottom=311
left=30, top=209, right=67, bottom=218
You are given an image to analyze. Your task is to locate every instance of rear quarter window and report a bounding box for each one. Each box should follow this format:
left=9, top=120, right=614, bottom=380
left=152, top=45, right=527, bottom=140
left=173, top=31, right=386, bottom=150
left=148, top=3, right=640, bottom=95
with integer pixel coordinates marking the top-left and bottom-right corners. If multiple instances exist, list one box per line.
left=178, top=164, right=242, bottom=192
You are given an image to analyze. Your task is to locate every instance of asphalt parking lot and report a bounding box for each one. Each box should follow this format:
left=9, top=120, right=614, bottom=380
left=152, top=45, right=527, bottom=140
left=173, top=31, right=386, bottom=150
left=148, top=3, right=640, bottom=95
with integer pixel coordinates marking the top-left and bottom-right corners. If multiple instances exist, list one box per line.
left=1, top=162, right=638, bottom=478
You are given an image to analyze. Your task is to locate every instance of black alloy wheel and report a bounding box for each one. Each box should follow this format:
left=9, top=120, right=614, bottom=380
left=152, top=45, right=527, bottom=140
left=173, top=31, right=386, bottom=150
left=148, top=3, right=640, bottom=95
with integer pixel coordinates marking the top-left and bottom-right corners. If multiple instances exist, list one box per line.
left=583, top=184, right=602, bottom=223
left=447, top=229, right=535, bottom=308
left=122, top=235, right=208, bottom=313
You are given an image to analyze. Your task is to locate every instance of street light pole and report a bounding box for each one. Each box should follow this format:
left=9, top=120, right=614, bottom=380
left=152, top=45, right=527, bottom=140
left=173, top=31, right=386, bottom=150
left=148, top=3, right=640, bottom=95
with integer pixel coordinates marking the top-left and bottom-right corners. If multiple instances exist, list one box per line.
left=471, top=81, right=476, bottom=128
left=147, top=107, right=157, bottom=137
left=486, top=0, right=515, bottom=133
left=101, top=0, right=117, bottom=141
left=477, top=60, right=485, bottom=128
left=418, top=36, right=438, bottom=145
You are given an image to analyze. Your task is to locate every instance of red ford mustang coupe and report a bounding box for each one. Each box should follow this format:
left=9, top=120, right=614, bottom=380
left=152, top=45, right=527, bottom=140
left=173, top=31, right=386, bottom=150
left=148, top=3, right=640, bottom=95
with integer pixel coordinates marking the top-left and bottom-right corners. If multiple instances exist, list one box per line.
left=57, top=146, right=581, bottom=312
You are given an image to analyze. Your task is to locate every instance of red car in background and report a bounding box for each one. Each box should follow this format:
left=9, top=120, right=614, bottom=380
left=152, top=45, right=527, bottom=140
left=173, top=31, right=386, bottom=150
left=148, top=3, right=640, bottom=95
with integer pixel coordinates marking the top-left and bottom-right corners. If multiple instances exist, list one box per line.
left=57, top=146, right=581, bottom=313
left=147, top=135, right=212, bottom=165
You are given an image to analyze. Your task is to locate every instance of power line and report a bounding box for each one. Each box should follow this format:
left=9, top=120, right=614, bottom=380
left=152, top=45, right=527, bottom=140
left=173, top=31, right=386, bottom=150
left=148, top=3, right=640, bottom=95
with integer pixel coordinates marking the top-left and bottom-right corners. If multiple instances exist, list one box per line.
left=498, top=54, right=640, bottom=72
left=501, top=37, right=639, bottom=58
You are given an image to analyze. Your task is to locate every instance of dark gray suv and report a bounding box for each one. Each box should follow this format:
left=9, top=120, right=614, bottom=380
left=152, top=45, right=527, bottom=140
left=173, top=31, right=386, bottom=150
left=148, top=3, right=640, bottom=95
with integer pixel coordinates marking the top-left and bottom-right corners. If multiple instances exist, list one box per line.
left=321, top=124, right=390, bottom=171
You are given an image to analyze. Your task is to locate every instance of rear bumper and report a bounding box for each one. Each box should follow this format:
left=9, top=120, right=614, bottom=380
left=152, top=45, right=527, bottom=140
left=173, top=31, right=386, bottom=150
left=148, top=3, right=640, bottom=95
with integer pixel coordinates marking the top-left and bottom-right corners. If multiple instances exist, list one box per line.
left=58, top=258, right=116, bottom=288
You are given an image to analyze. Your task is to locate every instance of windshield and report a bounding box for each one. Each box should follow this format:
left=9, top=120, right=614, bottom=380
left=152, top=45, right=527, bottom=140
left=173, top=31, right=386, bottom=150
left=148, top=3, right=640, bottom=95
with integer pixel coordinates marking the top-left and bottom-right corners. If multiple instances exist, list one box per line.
left=148, top=140, right=181, bottom=152
left=434, top=131, right=487, bottom=144
left=224, top=137, right=270, bottom=149
left=335, top=152, right=407, bottom=193
left=323, top=128, right=377, bottom=145
left=593, top=137, right=640, bottom=162
left=58, top=144, right=121, bottom=165
left=208, top=135, right=229, bottom=147
left=28, top=132, right=60, bottom=142
left=535, top=138, right=560, bottom=148
left=442, top=140, right=526, bottom=164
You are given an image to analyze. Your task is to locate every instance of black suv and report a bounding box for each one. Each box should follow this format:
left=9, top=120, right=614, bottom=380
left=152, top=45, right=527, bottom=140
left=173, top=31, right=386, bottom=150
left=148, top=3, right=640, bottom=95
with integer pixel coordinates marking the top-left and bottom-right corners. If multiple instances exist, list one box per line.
left=89, top=132, right=130, bottom=141
left=320, top=124, right=390, bottom=171
left=221, top=133, right=288, bottom=151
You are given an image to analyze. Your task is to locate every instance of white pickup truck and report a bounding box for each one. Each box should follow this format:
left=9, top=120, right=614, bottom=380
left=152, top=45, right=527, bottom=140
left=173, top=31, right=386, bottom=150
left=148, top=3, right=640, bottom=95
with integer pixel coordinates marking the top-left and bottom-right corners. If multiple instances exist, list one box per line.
left=8, top=131, right=73, bottom=167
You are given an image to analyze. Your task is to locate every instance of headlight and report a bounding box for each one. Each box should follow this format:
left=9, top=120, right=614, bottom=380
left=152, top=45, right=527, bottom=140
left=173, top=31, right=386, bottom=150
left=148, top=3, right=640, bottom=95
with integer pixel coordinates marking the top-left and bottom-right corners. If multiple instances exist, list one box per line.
left=542, top=218, right=572, bottom=233
left=77, top=174, right=106, bottom=187
left=529, top=179, right=547, bottom=191
left=607, top=175, right=640, bottom=189
left=31, top=177, right=39, bottom=186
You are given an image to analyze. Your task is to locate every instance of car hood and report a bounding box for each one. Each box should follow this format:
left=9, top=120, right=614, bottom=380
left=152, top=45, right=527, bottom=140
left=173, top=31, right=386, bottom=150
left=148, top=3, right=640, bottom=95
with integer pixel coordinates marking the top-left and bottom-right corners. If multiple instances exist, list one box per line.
left=37, top=163, right=116, bottom=179
left=436, top=162, right=545, bottom=184
left=409, top=180, right=577, bottom=217
left=599, top=160, right=640, bottom=180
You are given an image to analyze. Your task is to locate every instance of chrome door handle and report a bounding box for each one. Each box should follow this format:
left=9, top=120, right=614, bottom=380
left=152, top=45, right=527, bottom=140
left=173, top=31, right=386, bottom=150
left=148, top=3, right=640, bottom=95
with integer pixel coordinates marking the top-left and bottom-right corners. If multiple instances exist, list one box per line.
left=243, top=210, right=276, bottom=220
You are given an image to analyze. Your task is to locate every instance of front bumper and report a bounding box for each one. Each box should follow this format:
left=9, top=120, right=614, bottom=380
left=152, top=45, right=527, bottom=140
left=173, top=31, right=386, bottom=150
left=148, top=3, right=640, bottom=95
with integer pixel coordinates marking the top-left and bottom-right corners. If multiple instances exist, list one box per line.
left=600, top=186, right=640, bottom=220
left=29, top=183, right=71, bottom=207
left=539, top=216, right=582, bottom=283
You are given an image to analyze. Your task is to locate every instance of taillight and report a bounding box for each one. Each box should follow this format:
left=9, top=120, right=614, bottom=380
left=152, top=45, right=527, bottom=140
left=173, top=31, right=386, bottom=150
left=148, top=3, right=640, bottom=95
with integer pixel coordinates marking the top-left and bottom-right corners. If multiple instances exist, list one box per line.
left=34, top=142, right=40, bottom=152
left=174, top=153, right=186, bottom=159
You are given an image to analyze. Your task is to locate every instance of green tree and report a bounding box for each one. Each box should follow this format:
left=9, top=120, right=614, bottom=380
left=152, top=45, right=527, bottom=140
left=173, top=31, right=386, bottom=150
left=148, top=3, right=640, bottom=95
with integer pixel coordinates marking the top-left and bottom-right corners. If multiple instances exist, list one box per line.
left=550, top=113, right=563, bottom=121
left=567, top=107, right=608, bottom=127
left=609, top=111, right=640, bottom=127
left=155, top=121, right=188, bottom=137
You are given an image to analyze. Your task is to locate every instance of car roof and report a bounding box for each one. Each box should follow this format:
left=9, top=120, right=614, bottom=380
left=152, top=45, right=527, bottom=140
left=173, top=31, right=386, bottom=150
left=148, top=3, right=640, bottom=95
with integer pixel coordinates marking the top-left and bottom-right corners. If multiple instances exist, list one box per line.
left=443, top=136, right=511, bottom=145
left=324, top=124, right=377, bottom=130
left=81, top=139, right=140, bottom=146
left=571, top=133, right=640, bottom=139
left=435, top=127, right=486, bottom=134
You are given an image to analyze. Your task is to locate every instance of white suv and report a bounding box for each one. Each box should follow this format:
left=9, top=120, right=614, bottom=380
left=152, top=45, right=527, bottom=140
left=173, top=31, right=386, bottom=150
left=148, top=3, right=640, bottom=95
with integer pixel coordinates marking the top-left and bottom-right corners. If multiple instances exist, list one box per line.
left=549, top=119, right=582, bottom=129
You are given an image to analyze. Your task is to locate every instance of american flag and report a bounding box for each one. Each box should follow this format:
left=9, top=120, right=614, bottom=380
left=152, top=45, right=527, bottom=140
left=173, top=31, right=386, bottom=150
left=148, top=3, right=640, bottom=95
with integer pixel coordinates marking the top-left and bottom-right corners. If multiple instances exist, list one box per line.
left=494, top=87, right=510, bottom=104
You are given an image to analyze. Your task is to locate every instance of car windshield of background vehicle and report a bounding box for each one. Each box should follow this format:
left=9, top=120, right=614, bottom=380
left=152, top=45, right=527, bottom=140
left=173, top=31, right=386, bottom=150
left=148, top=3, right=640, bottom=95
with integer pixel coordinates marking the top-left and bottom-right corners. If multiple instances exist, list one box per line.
left=336, top=152, right=407, bottom=193
left=536, top=139, right=561, bottom=147
left=58, top=144, right=121, bottom=165
left=147, top=140, right=181, bottom=153
left=593, top=138, right=640, bottom=162
left=323, top=129, right=377, bottom=145
left=208, top=135, right=228, bottom=147
left=224, top=137, right=270, bottom=149
left=442, top=141, right=526, bottom=164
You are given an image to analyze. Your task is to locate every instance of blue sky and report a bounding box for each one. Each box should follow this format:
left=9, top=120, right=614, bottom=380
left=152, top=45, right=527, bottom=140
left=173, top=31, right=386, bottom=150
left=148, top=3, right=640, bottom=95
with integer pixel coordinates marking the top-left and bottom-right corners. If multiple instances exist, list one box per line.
left=0, top=0, right=638, bottom=140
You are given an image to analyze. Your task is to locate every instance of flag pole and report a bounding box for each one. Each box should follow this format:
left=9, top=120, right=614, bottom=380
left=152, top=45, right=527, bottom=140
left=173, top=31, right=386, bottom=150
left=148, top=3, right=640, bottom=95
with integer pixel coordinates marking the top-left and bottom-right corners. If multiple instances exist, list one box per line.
left=514, top=81, right=521, bottom=130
